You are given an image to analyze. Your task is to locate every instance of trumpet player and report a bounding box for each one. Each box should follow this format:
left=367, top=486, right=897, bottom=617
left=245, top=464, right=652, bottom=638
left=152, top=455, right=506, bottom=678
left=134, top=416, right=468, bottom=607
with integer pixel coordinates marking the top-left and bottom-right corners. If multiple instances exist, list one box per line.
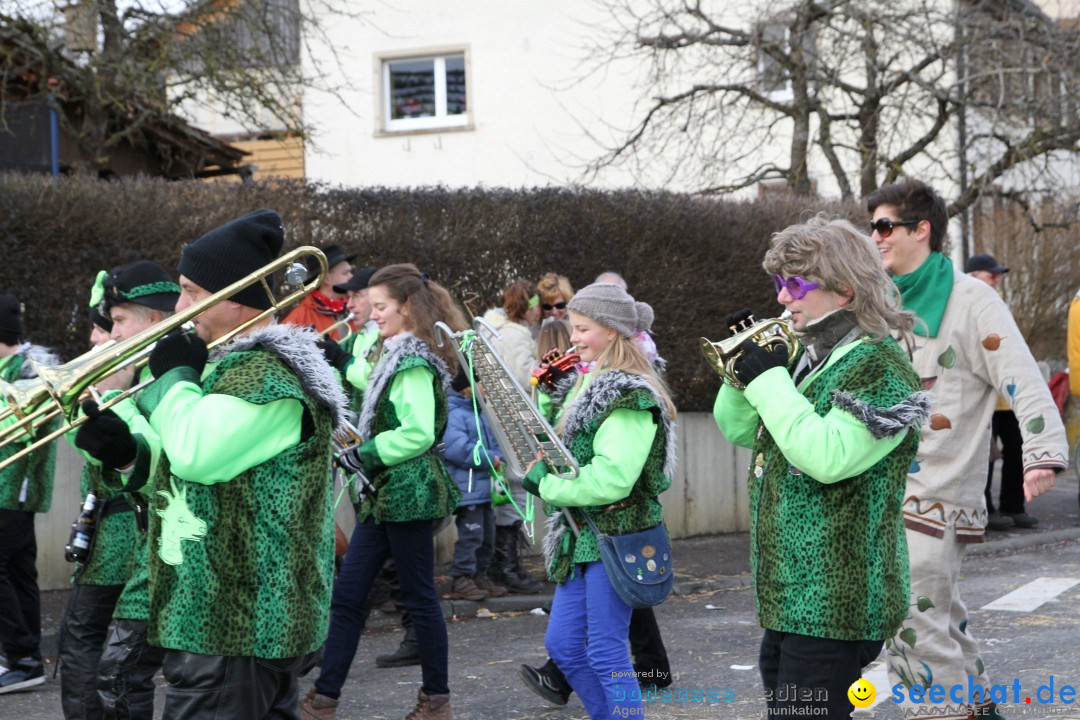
left=283, top=243, right=356, bottom=341
left=318, top=265, right=380, bottom=413
left=76, top=210, right=346, bottom=720
left=712, top=215, right=929, bottom=719
left=62, top=262, right=178, bottom=719
left=0, top=294, right=60, bottom=695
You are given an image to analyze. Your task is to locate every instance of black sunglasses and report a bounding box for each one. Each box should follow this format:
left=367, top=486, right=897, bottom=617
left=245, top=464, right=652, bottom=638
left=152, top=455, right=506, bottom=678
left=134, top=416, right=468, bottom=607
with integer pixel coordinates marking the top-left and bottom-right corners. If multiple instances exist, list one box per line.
left=870, top=218, right=920, bottom=239
left=542, top=302, right=567, bottom=311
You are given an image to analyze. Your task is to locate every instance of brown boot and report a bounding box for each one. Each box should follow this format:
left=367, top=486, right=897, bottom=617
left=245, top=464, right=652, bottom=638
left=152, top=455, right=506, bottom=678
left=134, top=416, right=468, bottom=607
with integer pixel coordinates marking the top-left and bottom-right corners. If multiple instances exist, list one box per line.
left=404, top=689, right=452, bottom=720
left=300, top=687, right=338, bottom=720
left=449, top=575, right=488, bottom=601
left=473, top=573, right=507, bottom=597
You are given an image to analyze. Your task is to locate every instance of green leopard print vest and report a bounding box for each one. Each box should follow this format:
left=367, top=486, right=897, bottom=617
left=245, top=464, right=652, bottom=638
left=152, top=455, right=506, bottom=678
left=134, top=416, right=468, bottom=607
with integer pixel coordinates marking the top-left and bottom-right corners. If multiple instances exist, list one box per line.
left=147, top=348, right=335, bottom=658
left=750, top=337, right=919, bottom=641
left=547, top=379, right=672, bottom=584
left=358, top=355, right=460, bottom=523
left=0, top=352, right=57, bottom=513
left=73, top=463, right=138, bottom=587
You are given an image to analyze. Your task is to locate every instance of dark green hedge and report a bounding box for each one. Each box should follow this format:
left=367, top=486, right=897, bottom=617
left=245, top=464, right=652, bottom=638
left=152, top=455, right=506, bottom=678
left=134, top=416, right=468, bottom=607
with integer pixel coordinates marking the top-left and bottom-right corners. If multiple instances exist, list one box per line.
left=0, top=174, right=857, bottom=411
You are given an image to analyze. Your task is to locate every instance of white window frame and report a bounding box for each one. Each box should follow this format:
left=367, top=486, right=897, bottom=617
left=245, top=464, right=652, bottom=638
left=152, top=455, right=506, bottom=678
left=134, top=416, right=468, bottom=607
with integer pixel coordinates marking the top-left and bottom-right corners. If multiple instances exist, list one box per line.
left=375, top=46, right=473, bottom=135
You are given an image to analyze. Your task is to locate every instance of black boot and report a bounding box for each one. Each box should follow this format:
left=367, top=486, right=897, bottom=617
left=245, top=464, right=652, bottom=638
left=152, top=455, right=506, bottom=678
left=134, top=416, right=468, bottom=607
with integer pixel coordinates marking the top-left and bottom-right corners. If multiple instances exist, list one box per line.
left=375, top=624, right=419, bottom=668
left=490, top=525, right=543, bottom=594
left=508, top=522, right=545, bottom=594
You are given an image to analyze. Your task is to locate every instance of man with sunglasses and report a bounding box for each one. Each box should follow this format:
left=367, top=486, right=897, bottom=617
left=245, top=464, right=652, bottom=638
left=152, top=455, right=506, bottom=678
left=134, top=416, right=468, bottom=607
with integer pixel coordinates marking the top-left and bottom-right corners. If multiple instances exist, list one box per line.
left=714, top=215, right=929, bottom=719
left=869, top=179, right=1067, bottom=719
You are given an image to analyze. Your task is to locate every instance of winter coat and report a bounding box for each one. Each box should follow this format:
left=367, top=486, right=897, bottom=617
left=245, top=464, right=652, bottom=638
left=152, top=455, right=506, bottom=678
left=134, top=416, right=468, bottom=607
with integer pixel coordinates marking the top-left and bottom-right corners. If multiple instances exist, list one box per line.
left=443, top=391, right=502, bottom=507
left=481, top=308, right=536, bottom=390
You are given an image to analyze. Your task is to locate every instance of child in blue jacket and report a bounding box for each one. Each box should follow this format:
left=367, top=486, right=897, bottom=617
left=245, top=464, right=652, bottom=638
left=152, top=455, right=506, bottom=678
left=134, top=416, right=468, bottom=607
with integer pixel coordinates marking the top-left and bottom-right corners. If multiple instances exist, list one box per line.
left=444, top=370, right=506, bottom=601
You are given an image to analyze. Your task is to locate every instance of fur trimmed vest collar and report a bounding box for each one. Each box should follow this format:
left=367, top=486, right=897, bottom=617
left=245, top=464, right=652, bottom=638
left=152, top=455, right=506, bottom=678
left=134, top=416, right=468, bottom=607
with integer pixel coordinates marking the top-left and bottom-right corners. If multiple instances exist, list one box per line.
left=559, top=370, right=676, bottom=479
left=6, top=343, right=61, bottom=380
left=211, top=324, right=347, bottom=427
left=356, top=333, right=451, bottom=440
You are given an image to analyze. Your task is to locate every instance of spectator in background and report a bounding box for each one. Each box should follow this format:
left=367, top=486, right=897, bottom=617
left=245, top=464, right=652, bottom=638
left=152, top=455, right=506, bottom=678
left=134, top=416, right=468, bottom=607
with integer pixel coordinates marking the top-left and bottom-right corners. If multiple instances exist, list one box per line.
left=537, top=273, right=574, bottom=322
left=444, top=370, right=506, bottom=602
left=965, top=254, right=1035, bottom=530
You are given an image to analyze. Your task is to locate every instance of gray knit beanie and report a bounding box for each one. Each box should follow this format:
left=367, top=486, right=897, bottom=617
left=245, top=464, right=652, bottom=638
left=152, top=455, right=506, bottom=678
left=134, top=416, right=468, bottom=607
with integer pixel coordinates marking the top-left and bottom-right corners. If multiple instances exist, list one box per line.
left=567, top=283, right=653, bottom=338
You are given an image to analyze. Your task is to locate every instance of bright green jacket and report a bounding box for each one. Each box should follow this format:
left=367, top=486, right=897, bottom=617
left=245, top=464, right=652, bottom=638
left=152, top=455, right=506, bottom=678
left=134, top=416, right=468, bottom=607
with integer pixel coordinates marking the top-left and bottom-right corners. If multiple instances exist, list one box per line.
left=714, top=337, right=924, bottom=641
left=0, top=351, right=57, bottom=513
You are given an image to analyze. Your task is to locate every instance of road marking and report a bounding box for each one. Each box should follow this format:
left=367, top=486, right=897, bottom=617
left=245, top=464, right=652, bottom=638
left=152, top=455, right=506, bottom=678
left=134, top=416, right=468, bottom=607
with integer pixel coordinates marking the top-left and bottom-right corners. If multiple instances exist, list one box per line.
left=980, top=577, right=1080, bottom=612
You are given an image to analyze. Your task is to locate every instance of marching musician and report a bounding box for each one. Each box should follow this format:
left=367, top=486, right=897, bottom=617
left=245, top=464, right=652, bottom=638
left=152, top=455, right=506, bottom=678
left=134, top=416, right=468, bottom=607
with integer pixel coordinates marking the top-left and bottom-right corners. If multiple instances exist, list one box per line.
left=302, top=264, right=465, bottom=720
left=283, top=243, right=356, bottom=341
left=76, top=210, right=345, bottom=719
left=0, top=295, right=60, bottom=695
left=62, top=263, right=179, bottom=719
left=713, top=215, right=928, bottom=719
left=318, top=265, right=381, bottom=413
left=521, top=282, right=677, bottom=720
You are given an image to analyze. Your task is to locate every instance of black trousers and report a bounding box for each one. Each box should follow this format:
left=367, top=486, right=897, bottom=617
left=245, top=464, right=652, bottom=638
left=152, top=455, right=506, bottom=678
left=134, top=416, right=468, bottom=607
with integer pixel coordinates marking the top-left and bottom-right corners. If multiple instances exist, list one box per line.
left=546, top=606, right=672, bottom=688
left=98, top=618, right=166, bottom=719
left=0, top=509, right=41, bottom=662
left=161, top=650, right=311, bottom=720
left=759, top=629, right=883, bottom=719
left=985, top=410, right=1026, bottom=514
left=59, top=582, right=124, bottom=720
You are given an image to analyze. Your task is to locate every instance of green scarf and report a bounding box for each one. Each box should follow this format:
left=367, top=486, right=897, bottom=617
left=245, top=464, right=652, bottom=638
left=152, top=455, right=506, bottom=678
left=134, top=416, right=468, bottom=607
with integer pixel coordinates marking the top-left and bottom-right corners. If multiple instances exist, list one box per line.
left=893, top=252, right=954, bottom=338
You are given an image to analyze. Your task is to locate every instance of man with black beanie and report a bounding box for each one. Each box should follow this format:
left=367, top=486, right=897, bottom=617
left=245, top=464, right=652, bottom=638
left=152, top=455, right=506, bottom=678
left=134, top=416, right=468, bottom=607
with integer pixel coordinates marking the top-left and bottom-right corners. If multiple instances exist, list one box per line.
left=0, top=294, right=61, bottom=695
left=75, top=210, right=346, bottom=719
left=61, top=263, right=179, bottom=720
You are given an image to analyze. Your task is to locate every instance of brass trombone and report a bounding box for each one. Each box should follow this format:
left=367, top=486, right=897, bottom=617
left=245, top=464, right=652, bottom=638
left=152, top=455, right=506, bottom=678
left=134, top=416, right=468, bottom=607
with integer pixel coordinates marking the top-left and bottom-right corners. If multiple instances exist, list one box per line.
left=0, top=246, right=328, bottom=472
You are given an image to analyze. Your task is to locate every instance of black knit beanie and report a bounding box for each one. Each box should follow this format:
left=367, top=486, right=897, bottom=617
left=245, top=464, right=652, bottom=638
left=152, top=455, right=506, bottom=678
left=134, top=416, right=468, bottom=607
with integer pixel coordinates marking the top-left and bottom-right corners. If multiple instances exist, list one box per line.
left=178, top=209, right=285, bottom=310
left=89, top=306, right=113, bottom=333
left=0, top=295, right=23, bottom=346
left=100, top=261, right=180, bottom=313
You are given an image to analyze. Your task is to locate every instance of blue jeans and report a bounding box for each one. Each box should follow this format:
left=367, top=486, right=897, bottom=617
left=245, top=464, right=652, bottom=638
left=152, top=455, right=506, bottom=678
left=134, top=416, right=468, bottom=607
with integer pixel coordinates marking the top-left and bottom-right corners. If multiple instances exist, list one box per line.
left=315, top=517, right=448, bottom=699
left=449, top=504, right=494, bottom=578
left=545, top=561, right=642, bottom=719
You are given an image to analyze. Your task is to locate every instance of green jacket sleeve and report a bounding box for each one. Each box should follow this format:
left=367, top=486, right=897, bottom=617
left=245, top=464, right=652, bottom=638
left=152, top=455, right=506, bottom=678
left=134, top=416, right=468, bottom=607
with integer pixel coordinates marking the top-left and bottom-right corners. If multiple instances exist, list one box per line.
left=344, top=352, right=373, bottom=392
left=712, top=383, right=760, bottom=449
left=539, top=408, right=657, bottom=507
left=370, top=365, right=437, bottom=467
left=742, top=366, right=908, bottom=484
left=147, top=378, right=303, bottom=484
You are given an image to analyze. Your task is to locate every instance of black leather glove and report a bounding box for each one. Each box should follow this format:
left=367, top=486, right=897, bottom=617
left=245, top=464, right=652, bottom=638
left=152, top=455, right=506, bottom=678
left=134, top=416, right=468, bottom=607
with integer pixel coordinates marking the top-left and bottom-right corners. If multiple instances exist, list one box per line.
left=723, top=308, right=755, bottom=337
left=317, top=338, right=352, bottom=373
left=149, top=330, right=208, bottom=378
left=335, top=446, right=367, bottom=477
left=732, top=339, right=788, bottom=387
left=75, top=400, right=136, bottom=469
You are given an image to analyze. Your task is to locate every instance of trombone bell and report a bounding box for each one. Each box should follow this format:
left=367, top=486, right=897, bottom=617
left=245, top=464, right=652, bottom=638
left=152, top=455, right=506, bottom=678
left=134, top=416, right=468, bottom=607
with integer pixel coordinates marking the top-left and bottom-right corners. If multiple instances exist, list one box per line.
left=699, top=315, right=799, bottom=389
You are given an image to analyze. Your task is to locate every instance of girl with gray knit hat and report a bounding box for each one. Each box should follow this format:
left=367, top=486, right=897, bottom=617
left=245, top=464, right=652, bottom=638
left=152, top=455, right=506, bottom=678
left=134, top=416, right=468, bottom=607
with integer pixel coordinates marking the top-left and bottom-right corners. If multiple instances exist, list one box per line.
left=522, top=282, right=676, bottom=719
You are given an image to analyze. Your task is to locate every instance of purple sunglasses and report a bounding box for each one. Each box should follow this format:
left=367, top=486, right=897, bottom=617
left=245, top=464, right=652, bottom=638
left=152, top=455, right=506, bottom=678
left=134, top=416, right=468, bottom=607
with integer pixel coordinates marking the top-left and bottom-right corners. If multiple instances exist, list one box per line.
left=773, top=274, right=820, bottom=300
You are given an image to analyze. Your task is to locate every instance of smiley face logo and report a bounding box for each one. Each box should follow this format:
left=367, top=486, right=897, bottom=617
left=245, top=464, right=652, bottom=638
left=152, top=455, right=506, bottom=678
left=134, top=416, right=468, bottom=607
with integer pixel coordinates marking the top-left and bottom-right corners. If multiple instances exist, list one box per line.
left=848, top=678, right=876, bottom=708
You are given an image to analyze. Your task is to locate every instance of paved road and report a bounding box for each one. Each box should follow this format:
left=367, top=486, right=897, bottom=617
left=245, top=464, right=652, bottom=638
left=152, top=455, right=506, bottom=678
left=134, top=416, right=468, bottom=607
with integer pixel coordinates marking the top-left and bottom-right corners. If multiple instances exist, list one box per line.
left=4, top=475, right=1079, bottom=720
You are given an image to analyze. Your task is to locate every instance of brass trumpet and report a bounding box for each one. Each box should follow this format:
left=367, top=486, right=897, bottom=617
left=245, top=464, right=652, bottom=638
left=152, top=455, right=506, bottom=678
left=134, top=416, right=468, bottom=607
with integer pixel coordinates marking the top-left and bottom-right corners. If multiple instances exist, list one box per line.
left=0, top=246, right=328, bottom=472
left=699, top=313, right=799, bottom=389
left=320, top=313, right=355, bottom=343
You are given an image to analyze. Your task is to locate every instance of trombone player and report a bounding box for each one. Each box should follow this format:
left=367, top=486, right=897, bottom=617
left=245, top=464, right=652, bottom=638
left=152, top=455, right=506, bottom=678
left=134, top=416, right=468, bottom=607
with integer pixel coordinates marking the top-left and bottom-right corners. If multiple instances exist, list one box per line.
left=61, top=262, right=178, bottom=719
left=711, top=215, right=928, bottom=719
left=76, top=210, right=346, bottom=719
left=0, top=294, right=60, bottom=695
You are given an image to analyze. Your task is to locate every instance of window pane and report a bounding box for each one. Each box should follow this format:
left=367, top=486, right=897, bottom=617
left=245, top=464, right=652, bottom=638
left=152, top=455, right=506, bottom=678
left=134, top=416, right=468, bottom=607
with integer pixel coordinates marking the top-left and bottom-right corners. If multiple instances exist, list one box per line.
left=445, top=55, right=466, bottom=116
left=389, top=59, right=436, bottom=119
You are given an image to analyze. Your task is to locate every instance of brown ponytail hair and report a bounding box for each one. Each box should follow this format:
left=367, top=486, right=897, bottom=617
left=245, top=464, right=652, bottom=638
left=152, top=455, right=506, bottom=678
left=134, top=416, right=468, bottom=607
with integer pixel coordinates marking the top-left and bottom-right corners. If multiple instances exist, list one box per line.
left=368, top=263, right=468, bottom=370
left=503, top=279, right=537, bottom=324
